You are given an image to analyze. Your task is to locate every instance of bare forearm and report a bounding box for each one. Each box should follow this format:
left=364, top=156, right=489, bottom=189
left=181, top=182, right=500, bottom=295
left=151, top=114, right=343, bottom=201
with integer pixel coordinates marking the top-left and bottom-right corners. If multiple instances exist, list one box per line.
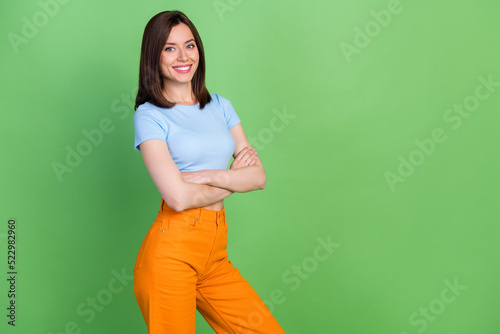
left=206, top=166, right=266, bottom=193
left=177, top=182, right=234, bottom=211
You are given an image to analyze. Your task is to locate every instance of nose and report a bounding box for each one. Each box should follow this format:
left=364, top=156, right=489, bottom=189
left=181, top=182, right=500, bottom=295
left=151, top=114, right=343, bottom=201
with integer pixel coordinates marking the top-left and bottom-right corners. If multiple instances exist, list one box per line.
left=178, top=48, right=188, bottom=61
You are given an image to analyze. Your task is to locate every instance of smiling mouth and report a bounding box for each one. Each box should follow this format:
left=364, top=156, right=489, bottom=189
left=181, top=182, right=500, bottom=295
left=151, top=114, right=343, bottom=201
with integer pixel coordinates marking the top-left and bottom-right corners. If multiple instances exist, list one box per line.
left=173, top=64, right=192, bottom=72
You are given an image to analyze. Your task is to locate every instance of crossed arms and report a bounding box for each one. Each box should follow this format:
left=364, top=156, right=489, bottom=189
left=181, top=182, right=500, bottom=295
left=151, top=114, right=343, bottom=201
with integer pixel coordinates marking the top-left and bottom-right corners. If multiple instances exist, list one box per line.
left=139, top=123, right=265, bottom=212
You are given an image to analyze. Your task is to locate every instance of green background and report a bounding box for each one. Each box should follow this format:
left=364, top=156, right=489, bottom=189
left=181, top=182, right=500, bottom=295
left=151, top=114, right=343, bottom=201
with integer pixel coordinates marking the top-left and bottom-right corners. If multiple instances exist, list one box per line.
left=1, top=0, right=499, bottom=333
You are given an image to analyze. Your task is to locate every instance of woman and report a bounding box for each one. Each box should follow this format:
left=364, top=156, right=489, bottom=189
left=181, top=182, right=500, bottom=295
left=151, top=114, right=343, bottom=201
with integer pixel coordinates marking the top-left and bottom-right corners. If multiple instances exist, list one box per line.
left=132, top=10, right=286, bottom=334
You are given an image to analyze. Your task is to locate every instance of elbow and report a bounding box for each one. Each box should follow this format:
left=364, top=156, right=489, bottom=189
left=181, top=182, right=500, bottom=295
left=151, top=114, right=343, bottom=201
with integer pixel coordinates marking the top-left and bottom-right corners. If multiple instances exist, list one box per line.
left=259, top=173, right=266, bottom=190
left=170, top=200, right=185, bottom=212
left=162, top=190, right=186, bottom=212
left=160, top=179, right=192, bottom=212
left=163, top=196, right=183, bottom=212
left=164, top=180, right=194, bottom=212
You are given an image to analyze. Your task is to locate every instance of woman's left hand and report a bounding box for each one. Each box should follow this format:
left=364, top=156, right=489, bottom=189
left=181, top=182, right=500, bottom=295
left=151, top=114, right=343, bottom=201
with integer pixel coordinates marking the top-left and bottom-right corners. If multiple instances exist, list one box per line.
left=179, top=170, right=211, bottom=185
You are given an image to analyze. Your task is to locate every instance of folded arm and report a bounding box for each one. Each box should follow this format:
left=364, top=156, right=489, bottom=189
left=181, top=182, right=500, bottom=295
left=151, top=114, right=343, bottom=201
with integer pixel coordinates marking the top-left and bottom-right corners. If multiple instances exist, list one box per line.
left=214, top=123, right=266, bottom=192
left=139, top=139, right=234, bottom=212
left=205, top=161, right=265, bottom=193
left=185, top=123, right=266, bottom=193
left=140, top=123, right=266, bottom=211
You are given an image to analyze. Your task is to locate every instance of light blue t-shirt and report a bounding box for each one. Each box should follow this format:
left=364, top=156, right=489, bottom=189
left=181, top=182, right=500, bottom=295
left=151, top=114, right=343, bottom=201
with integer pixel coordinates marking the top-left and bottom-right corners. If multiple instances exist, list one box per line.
left=133, top=93, right=241, bottom=172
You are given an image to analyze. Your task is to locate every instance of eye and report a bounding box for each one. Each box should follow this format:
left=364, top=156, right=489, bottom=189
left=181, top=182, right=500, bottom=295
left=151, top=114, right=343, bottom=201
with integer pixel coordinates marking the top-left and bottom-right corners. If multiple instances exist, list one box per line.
left=187, top=44, right=195, bottom=49
left=165, top=47, right=174, bottom=51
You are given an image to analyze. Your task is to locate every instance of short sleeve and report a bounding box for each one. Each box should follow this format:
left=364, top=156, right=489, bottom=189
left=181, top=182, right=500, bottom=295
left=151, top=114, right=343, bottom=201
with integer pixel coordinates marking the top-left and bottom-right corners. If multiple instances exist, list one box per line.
left=219, top=95, right=241, bottom=130
left=133, top=107, right=168, bottom=151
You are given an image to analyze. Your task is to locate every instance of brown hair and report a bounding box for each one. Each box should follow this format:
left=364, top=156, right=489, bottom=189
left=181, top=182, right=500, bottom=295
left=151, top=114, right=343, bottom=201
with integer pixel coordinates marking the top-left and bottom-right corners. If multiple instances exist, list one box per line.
left=135, top=10, right=211, bottom=110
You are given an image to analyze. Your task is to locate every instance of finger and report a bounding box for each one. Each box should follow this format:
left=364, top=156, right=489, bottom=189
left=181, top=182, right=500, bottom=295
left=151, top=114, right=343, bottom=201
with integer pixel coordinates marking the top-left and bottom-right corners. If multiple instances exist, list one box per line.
left=234, top=151, right=247, bottom=161
left=242, top=156, right=256, bottom=167
left=238, top=146, right=251, bottom=155
left=237, top=146, right=255, bottom=159
left=245, top=149, right=257, bottom=159
left=246, top=151, right=258, bottom=162
left=237, top=152, right=251, bottom=163
left=243, top=152, right=255, bottom=163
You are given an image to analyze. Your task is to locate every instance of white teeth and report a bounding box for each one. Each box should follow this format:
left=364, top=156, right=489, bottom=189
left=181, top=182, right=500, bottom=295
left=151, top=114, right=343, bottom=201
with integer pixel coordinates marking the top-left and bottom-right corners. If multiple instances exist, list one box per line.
left=174, top=65, right=190, bottom=70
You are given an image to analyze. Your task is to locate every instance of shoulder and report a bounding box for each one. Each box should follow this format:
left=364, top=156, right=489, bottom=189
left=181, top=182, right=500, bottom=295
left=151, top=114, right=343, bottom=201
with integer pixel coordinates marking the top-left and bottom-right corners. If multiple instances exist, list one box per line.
left=134, top=102, right=164, bottom=120
left=210, top=93, right=230, bottom=104
left=135, top=101, right=158, bottom=114
left=133, top=102, right=170, bottom=132
left=209, top=93, right=232, bottom=107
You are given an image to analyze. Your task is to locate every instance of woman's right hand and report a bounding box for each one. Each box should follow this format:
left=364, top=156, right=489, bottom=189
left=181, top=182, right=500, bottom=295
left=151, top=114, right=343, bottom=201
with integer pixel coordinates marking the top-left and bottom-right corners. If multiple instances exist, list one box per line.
left=230, top=146, right=258, bottom=170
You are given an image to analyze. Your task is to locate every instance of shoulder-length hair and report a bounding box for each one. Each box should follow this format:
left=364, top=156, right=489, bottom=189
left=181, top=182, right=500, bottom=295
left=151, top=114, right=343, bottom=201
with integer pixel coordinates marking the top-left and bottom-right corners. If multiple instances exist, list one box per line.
left=135, top=10, right=211, bottom=110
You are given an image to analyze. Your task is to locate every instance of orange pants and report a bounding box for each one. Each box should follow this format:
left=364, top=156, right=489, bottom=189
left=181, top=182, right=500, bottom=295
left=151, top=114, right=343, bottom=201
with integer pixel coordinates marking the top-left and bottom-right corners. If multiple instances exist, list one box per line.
left=133, top=198, right=286, bottom=333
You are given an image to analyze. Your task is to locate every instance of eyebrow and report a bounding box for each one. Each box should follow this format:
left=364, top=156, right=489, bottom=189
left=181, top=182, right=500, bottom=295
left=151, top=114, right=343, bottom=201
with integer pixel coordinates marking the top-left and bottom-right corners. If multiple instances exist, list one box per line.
left=165, top=39, right=195, bottom=45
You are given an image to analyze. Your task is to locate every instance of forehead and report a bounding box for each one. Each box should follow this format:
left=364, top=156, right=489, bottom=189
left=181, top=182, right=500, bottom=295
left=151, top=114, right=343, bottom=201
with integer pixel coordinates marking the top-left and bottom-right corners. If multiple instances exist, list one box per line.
left=165, top=23, right=194, bottom=43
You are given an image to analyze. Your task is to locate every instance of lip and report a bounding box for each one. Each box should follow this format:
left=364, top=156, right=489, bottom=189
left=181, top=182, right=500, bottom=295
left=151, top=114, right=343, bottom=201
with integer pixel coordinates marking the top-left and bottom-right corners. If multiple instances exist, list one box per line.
left=172, top=64, right=192, bottom=74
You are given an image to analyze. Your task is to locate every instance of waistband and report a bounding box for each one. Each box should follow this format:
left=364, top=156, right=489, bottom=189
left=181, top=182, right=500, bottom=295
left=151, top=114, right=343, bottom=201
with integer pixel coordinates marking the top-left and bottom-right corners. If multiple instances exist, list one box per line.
left=159, top=198, right=225, bottom=223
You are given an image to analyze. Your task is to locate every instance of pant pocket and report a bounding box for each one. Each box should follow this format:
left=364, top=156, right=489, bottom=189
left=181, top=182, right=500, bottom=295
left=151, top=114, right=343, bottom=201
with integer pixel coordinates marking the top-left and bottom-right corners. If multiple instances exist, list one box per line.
left=164, top=214, right=200, bottom=233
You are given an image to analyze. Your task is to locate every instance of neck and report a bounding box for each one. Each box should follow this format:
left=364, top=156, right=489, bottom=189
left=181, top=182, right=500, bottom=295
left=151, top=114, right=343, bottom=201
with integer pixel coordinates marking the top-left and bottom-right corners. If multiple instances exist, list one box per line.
left=162, top=80, right=196, bottom=105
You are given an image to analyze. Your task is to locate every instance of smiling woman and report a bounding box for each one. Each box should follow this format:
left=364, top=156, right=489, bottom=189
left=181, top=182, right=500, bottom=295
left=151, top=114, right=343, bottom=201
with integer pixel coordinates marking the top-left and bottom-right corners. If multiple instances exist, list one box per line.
left=131, top=10, right=286, bottom=334
left=159, top=25, right=200, bottom=103
left=135, top=12, right=208, bottom=110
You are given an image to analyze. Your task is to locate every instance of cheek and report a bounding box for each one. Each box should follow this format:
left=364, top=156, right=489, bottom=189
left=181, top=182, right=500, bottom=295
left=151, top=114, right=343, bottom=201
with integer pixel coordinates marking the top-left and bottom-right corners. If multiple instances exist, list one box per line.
left=190, top=51, right=200, bottom=62
left=160, top=54, right=174, bottom=67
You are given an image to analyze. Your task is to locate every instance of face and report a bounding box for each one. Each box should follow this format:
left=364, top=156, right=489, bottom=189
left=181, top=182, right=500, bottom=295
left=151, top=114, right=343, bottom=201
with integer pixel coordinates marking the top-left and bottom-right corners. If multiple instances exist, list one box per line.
left=159, top=23, right=199, bottom=85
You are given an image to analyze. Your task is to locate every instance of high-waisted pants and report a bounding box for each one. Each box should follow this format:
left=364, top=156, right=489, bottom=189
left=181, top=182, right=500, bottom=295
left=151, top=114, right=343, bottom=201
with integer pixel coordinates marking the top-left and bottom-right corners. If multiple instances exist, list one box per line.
left=133, top=198, right=286, bottom=333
